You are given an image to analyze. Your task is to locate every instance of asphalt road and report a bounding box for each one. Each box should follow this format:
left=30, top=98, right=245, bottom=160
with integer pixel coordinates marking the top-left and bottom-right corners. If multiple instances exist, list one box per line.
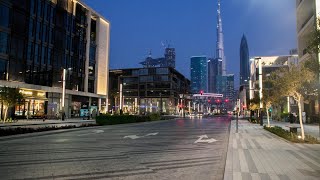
left=0, top=116, right=231, bottom=180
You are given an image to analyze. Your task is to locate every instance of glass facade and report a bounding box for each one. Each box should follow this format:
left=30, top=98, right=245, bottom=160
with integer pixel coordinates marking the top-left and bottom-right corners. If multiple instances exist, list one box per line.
left=190, top=56, right=207, bottom=94
left=0, top=0, right=95, bottom=91
left=109, top=67, right=191, bottom=115
left=240, top=35, right=250, bottom=86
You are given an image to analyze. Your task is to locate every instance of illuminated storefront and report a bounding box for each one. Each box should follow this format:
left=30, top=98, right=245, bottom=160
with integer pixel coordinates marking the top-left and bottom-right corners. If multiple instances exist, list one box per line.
left=15, top=89, right=47, bottom=118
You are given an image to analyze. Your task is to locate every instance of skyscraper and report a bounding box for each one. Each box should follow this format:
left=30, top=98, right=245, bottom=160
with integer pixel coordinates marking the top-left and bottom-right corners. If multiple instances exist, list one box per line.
left=208, top=58, right=222, bottom=93
left=240, top=34, right=250, bottom=85
left=190, top=56, right=207, bottom=94
left=215, top=0, right=226, bottom=75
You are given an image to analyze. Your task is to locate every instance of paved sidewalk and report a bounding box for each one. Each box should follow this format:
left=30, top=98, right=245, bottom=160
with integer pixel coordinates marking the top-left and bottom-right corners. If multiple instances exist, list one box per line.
left=0, top=118, right=95, bottom=129
left=224, top=120, right=320, bottom=180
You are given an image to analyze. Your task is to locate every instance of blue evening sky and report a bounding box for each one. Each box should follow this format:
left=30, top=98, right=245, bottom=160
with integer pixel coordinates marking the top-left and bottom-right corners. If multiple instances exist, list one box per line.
left=83, top=0, right=296, bottom=88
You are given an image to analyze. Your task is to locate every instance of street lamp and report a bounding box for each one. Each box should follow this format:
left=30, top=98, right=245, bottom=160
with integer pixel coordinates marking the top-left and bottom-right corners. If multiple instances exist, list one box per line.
left=159, top=92, right=162, bottom=115
left=61, top=68, right=72, bottom=120
left=254, top=57, right=263, bottom=126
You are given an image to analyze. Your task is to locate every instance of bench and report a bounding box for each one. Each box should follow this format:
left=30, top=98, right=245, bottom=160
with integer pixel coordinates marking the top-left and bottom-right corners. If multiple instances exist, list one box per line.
left=286, top=126, right=301, bottom=133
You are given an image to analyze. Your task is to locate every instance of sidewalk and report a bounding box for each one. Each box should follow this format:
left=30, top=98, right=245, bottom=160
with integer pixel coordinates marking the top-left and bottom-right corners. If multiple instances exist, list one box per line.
left=224, top=120, right=320, bottom=180
left=0, top=118, right=95, bottom=129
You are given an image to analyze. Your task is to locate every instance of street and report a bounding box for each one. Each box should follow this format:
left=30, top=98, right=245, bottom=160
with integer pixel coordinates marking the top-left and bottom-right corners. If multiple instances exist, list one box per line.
left=0, top=116, right=231, bottom=180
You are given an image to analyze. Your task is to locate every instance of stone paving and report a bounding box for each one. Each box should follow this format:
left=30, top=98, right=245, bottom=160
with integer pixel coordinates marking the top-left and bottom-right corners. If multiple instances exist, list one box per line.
left=224, top=120, right=320, bottom=180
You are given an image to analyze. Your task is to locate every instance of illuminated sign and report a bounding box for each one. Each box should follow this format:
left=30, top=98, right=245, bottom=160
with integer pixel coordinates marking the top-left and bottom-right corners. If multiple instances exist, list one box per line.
left=19, top=90, right=33, bottom=96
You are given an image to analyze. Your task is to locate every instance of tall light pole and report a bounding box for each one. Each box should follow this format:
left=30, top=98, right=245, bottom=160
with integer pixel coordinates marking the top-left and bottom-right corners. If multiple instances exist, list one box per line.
left=256, top=57, right=263, bottom=126
left=61, top=69, right=67, bottom=120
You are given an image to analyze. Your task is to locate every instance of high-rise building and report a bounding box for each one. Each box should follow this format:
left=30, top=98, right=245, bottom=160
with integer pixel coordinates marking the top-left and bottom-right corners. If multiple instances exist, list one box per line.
left=208, top=58, right=222, bottom=93
left=0, top=0, right=110, bottom=119
left=240, top=34, right=250, bottom=86
left=215, top=0, right=226, bottom=75
left=190, top=56, right=207, bottom=94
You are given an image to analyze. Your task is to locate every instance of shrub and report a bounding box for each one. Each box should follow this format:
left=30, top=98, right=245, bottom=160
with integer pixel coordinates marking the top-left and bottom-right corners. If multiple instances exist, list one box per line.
left=95, top=114, right=167, bottom=126
left=264, top=126, right=320, bottom=144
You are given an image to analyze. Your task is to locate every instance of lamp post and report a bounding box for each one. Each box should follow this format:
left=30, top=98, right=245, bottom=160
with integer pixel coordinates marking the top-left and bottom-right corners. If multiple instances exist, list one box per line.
left=61, top=68, right=72, bottom=120
left=256, top=57, right=263, bottom=126
left=159, top=92, right=162, bottom=115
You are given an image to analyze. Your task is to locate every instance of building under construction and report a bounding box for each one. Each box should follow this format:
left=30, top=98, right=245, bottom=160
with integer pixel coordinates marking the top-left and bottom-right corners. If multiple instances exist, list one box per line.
left=140, top=47, right=176, bottom=68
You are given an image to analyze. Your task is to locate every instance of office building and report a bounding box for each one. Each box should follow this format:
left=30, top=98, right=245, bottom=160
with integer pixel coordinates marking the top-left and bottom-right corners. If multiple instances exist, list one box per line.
left=190, top=56, right=207, bottom=94
left=208, top=58, right=222, bottom=93
left=109, top=67, right=190, bottom=115
left=240, top=34, right=250, bottom=86
left=0, top=0, right=110, bottom=119
left=216, top=74, right=234, bottom=102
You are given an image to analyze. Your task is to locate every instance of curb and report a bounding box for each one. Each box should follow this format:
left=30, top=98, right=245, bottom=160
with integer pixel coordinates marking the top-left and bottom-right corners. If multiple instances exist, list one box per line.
left=0, top=126, right=99, bottom=141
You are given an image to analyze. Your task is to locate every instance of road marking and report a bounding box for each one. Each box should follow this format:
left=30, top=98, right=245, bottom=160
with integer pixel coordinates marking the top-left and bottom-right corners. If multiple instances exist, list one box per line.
left=78, top=129, right=104, bottom=136
left=145, top=132, right=159, bottom=136
left=194, top=135, right=218, bottom=143
left=123, top=132, right=159, bottom=139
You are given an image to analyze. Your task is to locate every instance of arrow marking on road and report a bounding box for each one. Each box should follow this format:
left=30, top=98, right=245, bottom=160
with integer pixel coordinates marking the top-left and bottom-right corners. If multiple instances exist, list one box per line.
left=124, top=132, right=159, bottom=139
left=78, top=129, right=104, bottom=136
left=123, top=135, right=142, bottom=139
left=145, top=132, right=159, bottom=136
left=194, top=135, right=218, bottom=144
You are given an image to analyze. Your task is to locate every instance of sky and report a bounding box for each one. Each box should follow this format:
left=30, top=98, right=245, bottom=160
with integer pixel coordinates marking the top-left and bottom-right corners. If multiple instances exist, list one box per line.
left=83, top=0, right=297, bottom=88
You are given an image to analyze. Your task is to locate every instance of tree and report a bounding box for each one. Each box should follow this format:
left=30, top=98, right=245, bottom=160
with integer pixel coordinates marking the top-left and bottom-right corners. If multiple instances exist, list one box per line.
left=248, top=95, right=260, bottom=121
left=0, top=87, right=24, bottom=122
left=272, top=65, right=315, bottom=140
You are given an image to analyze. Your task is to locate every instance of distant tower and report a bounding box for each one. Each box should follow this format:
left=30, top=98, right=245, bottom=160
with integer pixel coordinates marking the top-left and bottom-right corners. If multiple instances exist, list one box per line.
left=216, top=0, right=226, bottom=75
left=240, top=34, right=249, bottom=85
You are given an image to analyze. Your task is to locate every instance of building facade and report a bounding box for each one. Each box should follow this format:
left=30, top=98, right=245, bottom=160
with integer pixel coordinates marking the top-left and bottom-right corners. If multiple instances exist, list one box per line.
left=208, top=57, right=222, bottom=93
left=109, top=67, right=191, bottom=115
left=0, top=0, right=110, bottom=119
left=216, top=74, right=234, bottom=103
left=190, top=56, right=207, bottom=94
left=296, top=0, right=319, bottom=117
left=240, top=34, right=250, bottom=86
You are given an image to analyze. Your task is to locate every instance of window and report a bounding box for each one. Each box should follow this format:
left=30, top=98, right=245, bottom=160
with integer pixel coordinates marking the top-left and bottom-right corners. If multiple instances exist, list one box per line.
left=47, top=48, right=52, bottom=65
left=26, top=42, right=34, bottom=62
left=28, top=19, right=34, bottom=38
left=42, top=24, right=47, bottom=42
left=139, top=69, right=148, bottom=75
left=156, top=68, right=168, bottom=74
left=34, top=44, right=39, bottom=63
left=0, top=58, right=7, bottom=80
left=0, top=32, right=8, bottom=54
left=41, top=47, right=46, bottom=65
left=36, top=21, right=41, bottom=41
left=0, top=4, right=9, bottom=28
left=37, top=0, right=42, bottom=17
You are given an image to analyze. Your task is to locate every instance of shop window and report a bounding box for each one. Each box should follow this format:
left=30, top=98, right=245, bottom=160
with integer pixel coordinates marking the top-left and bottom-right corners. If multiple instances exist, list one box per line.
left=0, top=58, right=7, bottom=80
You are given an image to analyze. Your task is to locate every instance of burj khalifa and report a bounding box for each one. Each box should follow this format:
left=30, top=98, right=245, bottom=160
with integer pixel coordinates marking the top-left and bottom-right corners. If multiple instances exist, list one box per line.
left=215, top=0, right=226, bottom=75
